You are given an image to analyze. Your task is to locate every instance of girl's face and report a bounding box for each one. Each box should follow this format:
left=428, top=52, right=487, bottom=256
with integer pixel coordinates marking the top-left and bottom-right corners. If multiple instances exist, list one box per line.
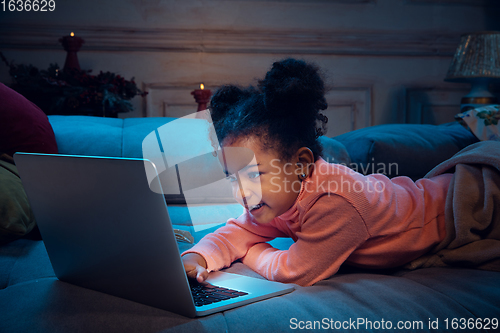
left=221, top=136, right=308, bottom=224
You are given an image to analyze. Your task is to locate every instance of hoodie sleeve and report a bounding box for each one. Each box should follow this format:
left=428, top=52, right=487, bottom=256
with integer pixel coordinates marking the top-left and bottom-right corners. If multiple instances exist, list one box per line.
left=240, top=194, right=370, bottom=286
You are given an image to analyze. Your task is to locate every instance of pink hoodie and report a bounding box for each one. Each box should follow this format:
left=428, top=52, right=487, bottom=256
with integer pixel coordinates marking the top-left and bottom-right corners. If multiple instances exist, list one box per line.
left=183, top=157, right=453, bottom=286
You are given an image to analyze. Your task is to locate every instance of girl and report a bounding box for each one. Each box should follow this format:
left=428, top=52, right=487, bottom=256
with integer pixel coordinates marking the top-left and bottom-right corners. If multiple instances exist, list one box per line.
left=181, top=58, right=494, bottom=287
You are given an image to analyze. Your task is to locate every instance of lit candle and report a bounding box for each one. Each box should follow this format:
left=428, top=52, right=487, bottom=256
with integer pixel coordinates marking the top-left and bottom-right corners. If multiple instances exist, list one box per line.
left=59, top=32, right=84, bottom=72
left=191, top=83, right=212, bottom=112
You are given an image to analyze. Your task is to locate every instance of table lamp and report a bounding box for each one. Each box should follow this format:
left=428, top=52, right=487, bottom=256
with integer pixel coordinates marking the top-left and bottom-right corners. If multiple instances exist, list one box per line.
left=445, top=31, right=500, bottom=112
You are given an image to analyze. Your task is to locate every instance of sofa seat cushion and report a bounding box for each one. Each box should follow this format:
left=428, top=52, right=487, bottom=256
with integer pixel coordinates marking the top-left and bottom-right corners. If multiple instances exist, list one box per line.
left=0, top=278, right=229, bottom=332
left=333, top=122, right=479, bottom=180
left=2, top=224, right=499, bottom=332
left=1, top=248, right=498, bottom=333
left=0, top=239, right=54, bottom=289
left=221, top=266, right=498, bottom=333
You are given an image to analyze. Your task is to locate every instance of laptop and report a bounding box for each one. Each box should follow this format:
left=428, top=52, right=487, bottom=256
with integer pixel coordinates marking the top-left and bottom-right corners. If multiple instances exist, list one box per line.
left=14, top=153, right=294, bottom=317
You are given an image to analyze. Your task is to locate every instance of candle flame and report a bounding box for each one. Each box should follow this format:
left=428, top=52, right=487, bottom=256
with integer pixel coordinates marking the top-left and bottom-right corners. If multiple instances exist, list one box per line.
left=200, top=83, right=204, bottom=90
left=70, top=32, right=75, bottom=37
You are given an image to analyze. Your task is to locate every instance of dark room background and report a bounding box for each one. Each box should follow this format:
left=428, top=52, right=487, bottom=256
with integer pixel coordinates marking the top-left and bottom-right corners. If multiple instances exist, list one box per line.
left=1, top=0, right=499, bottom=136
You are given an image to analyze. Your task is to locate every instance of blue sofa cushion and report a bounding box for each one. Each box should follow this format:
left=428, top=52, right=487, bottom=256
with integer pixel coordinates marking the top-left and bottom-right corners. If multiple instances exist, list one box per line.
left=318, top=136, right=351, bottom=165
left=48, top=116, right=124, bottom=157
left=47, top=116, right=352, bottom=204
left=333, top=122, right=479, bottom=180
left=122, top=117, right=176, bottom=158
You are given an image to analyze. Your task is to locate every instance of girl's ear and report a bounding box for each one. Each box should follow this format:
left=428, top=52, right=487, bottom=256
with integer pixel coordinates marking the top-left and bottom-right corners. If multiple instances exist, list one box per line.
left=295, top=147, right=314, bottom=179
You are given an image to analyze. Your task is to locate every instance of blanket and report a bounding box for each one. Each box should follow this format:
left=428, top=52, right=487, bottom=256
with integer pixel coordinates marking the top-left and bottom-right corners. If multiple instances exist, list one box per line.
left=406, top=141, right=500, bottom=271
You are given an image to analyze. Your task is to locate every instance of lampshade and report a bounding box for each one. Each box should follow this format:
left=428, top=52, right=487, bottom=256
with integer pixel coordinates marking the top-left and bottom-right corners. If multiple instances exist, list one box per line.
left=445, top=31, right=500, bottom=111
left=445, top=31, right=500, bottom=81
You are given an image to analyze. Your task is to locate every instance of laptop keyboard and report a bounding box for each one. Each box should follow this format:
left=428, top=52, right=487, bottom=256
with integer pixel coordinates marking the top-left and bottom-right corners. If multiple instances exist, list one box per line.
left=190, top=280, right=248, bottom=307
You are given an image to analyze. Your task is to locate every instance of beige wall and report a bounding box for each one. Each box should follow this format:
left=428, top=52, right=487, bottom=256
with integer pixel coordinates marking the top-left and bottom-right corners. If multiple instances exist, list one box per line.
left=1, top=0, right=499, bottom=135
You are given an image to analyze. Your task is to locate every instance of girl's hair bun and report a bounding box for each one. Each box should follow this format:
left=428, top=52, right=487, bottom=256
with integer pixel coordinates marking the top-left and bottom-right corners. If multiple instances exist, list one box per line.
left=210, top=85, right=259, bottom=123
left=259, top=58, right=327, bottom=118
left=209, top=85, right=247, bottom=122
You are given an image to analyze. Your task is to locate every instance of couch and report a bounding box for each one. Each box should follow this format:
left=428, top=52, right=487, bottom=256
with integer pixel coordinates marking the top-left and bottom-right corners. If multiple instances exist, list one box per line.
left=1, top=114, right=500, bottom=333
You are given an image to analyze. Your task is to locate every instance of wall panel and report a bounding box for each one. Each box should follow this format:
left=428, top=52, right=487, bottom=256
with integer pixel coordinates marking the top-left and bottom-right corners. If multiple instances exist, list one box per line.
left=404, top=87, right=469, bottom=124
left=324, top=87, right=372, bottom=136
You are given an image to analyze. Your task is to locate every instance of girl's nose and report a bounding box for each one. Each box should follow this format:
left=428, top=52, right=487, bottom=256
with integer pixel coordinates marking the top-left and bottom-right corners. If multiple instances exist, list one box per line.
left=234, top=182, right=253, bottom=204
left=232, top=177, right=259, bottom=206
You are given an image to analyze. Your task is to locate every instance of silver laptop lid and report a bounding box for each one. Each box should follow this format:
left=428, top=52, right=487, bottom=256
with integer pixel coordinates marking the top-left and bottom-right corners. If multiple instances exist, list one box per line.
left=14, top=153, right=198, bottom=317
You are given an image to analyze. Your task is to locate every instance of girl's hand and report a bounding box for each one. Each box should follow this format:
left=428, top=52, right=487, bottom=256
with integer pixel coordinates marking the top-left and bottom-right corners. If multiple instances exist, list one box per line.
left=182, top=253, right=209, bottom=283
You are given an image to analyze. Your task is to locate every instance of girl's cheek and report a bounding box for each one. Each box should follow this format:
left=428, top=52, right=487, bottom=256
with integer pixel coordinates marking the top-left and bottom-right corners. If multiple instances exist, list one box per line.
left=265, top=174, right=285, bottom=195
left=230, top=183, right=242, bottom=200
left=230, top=180, right=249, bottom=200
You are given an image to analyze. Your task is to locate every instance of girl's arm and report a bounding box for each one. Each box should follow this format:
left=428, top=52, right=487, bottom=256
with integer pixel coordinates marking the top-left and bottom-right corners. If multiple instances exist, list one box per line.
left=182, top=211, right=287, bottom=272
left=241, top=194, right=370, bottom=286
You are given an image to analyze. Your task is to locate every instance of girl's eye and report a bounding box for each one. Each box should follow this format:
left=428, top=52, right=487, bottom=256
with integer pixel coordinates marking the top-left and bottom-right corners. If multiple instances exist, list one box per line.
left=225, top=171, right=261, bottom=182
left=248, top=172, right=262, bottom=179
left=226, top=175, right=238, bottom=182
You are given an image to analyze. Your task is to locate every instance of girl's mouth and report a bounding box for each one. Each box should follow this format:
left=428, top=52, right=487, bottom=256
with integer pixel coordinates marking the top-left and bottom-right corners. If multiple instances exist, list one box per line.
left=249, top=202, right=265, bottom=213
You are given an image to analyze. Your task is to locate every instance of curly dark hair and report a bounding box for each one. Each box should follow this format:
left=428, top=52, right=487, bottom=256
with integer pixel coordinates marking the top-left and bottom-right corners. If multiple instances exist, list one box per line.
left=209, top=58, right=328, bottom=161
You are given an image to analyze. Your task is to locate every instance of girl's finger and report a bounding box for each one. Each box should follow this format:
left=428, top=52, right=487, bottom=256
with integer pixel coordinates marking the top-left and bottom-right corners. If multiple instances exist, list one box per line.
left=196, top=266, right=209, bottom=283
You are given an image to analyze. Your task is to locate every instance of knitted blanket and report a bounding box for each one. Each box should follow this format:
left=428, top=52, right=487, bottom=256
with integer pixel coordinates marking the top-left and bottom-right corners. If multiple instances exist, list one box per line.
left=406, top=141, right=500, bottom=271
